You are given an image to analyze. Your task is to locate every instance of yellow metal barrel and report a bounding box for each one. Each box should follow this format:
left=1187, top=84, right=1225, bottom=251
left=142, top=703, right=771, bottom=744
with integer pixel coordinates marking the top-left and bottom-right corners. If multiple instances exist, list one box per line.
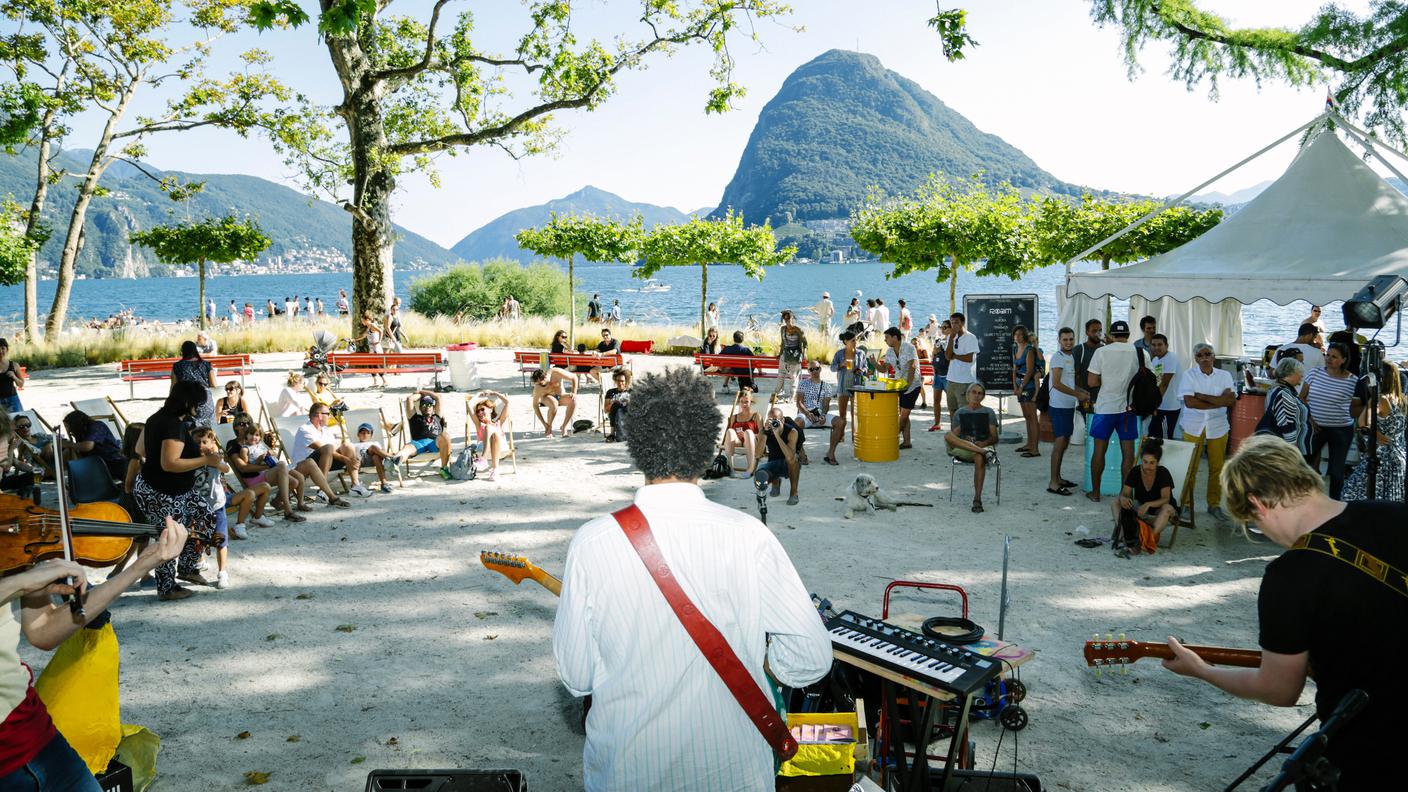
left=853, top=389, right=900, bottom=462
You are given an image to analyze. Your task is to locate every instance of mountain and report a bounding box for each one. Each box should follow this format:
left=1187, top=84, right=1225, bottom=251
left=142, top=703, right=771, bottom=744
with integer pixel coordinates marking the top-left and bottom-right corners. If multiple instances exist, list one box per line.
left=1190, top=181, right=1274, bottom=206
left=0, top=149, right=459, bottom=278
left=450, top=185, right=689, bottom=263
left=712, top=50, right=1085, bottom=225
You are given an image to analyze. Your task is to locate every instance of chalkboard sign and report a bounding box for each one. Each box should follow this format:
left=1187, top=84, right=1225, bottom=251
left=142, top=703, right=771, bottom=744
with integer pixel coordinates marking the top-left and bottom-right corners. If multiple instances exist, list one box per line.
left=962, top=293, right=1038, bottom=396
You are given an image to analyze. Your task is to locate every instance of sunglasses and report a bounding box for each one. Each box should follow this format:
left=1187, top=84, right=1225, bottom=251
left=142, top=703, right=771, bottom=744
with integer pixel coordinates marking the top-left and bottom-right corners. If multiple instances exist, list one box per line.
left=15, top=423, right=31, bottom=430
left=226, top=386, right=239, bottom=391
left=1195, top=352, right=1214, bottom=358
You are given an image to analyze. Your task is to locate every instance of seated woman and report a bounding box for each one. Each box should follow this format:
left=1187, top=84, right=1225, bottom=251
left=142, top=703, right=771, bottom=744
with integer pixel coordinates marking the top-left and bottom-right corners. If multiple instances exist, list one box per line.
left=9, top=413, right=52, bottom=482
left=226, top=417, right=308, bottom=521
left=275, top=371, right=312, bottom=417
left=944, top=382, right=998, bottom=513
left=604, top=368, right=631, bottom=442
left=306, top=373, right=346, bottom=427
left=724, top=387, right=764, bottom=478
left=550, top=329, right=569, bottom=355
left=62, top=410, right=126, bottom=481
left=217, top=381, right=251, bottom=425
left=1112, top=438, right=1178, bottom=555
left=468, top=391, right=512, bottom=481
left=701, top=327, right=720, bottom=356
left=0, top=412, right=38, bottom=500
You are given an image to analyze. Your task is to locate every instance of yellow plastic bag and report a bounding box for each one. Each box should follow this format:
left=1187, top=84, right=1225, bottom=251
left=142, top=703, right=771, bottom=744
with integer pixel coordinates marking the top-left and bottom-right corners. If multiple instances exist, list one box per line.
left=778, top=712, right=858, bottom=778
left=33, top=621, right=122, bottom=774
left=114, top=724, right=162, bottom=792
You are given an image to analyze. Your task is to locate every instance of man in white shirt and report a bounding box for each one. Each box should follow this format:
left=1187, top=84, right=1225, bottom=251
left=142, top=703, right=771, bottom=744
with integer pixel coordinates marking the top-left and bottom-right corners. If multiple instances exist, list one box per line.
left=875, top=298, right=891, bottom=332
left=1148, top=334, right=1181, bottom=438
left=292, top=403, right=368, bottom=503
left=883, top=327, right=922, bottom=449
left=1045, top=327, right=1088, bottom=496
left=943, top=312, right=981, bottom=427
left=1086, top=320, right=1142, bottom=501
left=1178, top=343, right=1237, bottom=521
left=554, top=369, right=832, bottom=791
left=1281, top=324, right=1326, bottom=371
left=897, top=299, right=913, bottom=336
left=813, top=292, right=835, bottom=337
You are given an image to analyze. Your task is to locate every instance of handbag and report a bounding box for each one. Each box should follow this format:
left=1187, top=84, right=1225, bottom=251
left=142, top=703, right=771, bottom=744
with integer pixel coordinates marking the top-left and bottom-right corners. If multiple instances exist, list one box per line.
left=611, top=504, right=799, bottom=760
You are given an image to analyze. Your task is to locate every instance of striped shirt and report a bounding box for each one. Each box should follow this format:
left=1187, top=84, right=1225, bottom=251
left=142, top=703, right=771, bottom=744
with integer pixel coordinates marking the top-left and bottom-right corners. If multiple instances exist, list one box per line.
left=553, top=483, right=833, bottom=792
left=1304, top=367, right=1360, bottom=427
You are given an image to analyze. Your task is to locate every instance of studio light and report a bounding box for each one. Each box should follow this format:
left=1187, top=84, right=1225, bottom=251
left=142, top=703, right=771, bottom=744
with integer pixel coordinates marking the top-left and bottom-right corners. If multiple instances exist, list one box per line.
left=1342, top=275, right=1408, bottom=329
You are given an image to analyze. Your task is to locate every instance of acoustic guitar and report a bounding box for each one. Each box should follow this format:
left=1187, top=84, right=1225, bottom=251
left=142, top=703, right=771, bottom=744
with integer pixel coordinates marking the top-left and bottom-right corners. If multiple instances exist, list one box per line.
left=1082, top=634, right=1262, bottom=675
left=480, top=551, right=560, bottom=597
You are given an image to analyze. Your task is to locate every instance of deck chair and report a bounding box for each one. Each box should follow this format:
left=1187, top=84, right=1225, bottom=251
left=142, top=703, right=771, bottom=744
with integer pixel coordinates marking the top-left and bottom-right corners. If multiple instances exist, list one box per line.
left=397, top=402, right=447, bottom=479
left=10, top=408, right=55, bottom=433
left=69, top=396, right=127, bottom=438
left=214, top=422, right=238, bottom=450
left=340, top=407, right=403, bottom=488
left=465, top=396, right=518, bottom=475
left=1154, top=437, right=1200, bottom=549
left=245, top=386, right=271, bottom=434
left=67, top=457, right=121, bottom=504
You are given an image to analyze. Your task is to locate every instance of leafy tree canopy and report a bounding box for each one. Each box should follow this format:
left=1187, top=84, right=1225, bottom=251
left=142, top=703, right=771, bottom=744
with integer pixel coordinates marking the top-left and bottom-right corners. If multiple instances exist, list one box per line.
left=0, top=200, right=38, bottom=286
left=515, top=213, right=644, bottom=264
left=409, top=258, right=571, bottom=321
left=1090, top=0, right=1408, bottom=144
left=1031, top=193, right=1223, bottom=269
left=637, top=212, right=793, bottom=279
left=129, top=214, right=271, bottom=265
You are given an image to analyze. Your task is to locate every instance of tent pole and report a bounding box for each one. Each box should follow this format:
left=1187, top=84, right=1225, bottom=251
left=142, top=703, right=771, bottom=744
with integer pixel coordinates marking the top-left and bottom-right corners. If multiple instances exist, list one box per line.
left=1331, top=112, right=1408, bottom=188
left=1060, top=111, right=1331, bottom=276
left=1331, top=111, right=1408, bottom=171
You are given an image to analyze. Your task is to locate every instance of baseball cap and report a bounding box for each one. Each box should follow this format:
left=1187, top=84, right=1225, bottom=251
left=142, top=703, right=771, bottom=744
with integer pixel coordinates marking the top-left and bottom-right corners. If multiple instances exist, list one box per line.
left=1109, top=320, right=1131, bottom=336
left=822, top=291, right=830, bottom=298
left=419, top=395, right=436, bottom=405
left=357, top=422, right=374, bottom=434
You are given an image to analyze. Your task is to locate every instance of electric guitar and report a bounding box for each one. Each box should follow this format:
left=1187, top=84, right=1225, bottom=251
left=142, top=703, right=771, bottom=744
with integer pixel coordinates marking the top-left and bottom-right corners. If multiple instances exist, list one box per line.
left=1083, top=634, right=1262, bottom=674
left=480, top=551, right=561, bottom=597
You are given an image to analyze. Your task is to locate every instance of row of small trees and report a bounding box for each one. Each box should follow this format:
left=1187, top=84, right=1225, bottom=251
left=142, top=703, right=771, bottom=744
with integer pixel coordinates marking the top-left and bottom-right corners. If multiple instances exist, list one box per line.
left=852, top=174, right=1224, bottom=316
left=510, top=183, right=1223, bottom=343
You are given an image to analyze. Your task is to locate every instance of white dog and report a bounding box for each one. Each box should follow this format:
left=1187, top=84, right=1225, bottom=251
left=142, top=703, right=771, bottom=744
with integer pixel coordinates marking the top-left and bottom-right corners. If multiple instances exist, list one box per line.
left=842, top=473, right=925, bottom=519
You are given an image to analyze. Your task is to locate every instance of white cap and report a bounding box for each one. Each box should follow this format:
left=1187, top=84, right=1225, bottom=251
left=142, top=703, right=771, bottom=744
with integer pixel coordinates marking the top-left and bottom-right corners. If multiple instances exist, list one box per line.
left=822, top=291, right=830, bottom=298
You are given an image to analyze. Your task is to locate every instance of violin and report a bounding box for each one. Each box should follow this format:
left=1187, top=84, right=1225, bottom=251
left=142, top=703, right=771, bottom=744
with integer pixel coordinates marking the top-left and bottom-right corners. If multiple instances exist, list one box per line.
left=0, top=493, right=162, bottom=577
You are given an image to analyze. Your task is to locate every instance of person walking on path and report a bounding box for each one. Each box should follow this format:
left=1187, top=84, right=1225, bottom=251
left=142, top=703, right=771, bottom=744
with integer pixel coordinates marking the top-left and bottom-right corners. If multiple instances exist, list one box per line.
left=587, top=293, right=602, bottom=323
left=773, top=310, right=809, bottom=402
left=813, top=292, right=835, bottom=337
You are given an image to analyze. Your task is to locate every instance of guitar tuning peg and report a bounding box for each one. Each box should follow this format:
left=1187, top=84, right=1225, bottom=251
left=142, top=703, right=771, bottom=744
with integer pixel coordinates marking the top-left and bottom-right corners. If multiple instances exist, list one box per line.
left=1119, top=633, right=1126, bottom=641
left=1092, top=633, right=1100, bottom=641
left=1105, top=633, right=1113, bottom=642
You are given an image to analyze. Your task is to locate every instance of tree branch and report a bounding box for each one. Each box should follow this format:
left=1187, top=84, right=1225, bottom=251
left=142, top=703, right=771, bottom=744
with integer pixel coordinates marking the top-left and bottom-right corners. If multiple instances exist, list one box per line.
left=1151, top=0, right=1352, bottom=71
left=368, top=0, right=453, bottom=84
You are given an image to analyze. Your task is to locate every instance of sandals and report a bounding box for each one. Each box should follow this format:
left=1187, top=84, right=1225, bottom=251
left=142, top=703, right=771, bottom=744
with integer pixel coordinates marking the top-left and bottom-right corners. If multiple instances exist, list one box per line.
left=295, top=503, right=315, bottom=513
left=1020, top=451, right=1041, bottom=458
left=327, top=497, right=351, bottom=508
left=283, top=511, right=308, bottom=523
left=823, top=456, right=839, bottom=466
left=1046, top=486, right=1072, bottom=496
left=971, top=500, right=984, bottom=513
left=1060, top=479, right=1078, bottom=489
left=927, top=424, right=943, bottom=432
left=898, top=443, right=913, bottom=450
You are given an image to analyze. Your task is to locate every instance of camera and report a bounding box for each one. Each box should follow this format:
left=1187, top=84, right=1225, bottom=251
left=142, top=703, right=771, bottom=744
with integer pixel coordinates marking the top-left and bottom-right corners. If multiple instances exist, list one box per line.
left=329, top=401, right=349, bottom=417
left=765, top=418, right=782, bottom=431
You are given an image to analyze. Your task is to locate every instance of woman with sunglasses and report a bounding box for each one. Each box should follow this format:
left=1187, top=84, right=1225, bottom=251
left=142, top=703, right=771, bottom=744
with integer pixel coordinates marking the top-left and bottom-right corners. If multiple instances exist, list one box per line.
left=724, top=387, right=764, bottom=477
left=217, top=381, right=251, bottom=424
left=1301, top=342, right=1363, bottom=499
left=306, top=374, right=346, bottom=427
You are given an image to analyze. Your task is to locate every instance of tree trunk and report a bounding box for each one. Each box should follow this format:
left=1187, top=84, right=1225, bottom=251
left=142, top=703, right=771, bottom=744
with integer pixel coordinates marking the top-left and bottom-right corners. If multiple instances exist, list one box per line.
left=1101, top=254, right=1112, bottom=328
left=22, top=108, right=59, bottom=342
left=198, top=258, right=207, bottom=329
left=45, top=77, right=137, bottom=336
left=568, top=256, right=576, bottom=346
left=329, top=27, right=395, bottom=343
left=949, top=264, right=958, bottom=316
left=700, top=262, right=710, bottom=339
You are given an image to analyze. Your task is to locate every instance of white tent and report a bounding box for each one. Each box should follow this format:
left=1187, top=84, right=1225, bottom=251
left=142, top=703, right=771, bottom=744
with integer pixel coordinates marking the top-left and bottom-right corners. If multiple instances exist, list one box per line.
left=1064, top=125, right=1408, bottom=360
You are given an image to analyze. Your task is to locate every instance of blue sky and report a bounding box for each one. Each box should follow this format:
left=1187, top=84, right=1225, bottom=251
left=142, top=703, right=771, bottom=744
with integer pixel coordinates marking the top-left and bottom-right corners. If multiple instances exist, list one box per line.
left=56, top=0, right=1365, bottom=247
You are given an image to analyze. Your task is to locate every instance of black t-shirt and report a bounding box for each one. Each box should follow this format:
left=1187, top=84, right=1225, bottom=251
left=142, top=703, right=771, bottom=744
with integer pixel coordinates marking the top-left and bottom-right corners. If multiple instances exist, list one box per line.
left=0, top=361, right=19, bottom=397
left=1258, top=501, right=1408, bottom=786
left=596, top=339, right=619, bottom=354
left=410, top=413, right=443, bottom=441
left=1123, top=465, right=1173, bottom=506
left=140, top=410, right=199, bottom=496
left=551, top=340, right=567, bottom=355
left=605, top=388, right=628, bottom=410
left=764, top=419, right=798, bottom=462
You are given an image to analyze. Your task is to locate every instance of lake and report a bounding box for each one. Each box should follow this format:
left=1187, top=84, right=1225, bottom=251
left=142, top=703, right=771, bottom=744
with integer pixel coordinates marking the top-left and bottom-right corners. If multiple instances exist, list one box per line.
left=0, top=261, right=1335, bottom=358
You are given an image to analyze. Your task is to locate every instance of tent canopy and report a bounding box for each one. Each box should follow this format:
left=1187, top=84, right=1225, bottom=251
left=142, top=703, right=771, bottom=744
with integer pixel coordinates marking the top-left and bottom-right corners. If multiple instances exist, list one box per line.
left=1067, top=131, right=1408, bottom=306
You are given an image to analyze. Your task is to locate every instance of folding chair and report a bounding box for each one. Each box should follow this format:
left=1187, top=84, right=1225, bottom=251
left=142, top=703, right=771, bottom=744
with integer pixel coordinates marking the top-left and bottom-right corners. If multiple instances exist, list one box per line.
left=341, top=407, right=404, bottom=488
left=245, top=386, right=271, bottom=434
left=948, top=449, right=1001, bottom=505
left=1152, top=437, right=1199, bottom=549
left=69, top=396, right=127, bottom=438
left=397, top=402, right=445, bottom=479
left=10, top=409, right=54, bottom=433
left=213, top=422, right=238, bottom=450
left=465, top=396, right=518, bottom=475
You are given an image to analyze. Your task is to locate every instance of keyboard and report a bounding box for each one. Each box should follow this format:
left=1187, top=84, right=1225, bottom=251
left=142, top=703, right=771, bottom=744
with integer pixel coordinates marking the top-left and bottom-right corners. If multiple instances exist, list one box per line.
left=826, top=610, right=1003, bottom=698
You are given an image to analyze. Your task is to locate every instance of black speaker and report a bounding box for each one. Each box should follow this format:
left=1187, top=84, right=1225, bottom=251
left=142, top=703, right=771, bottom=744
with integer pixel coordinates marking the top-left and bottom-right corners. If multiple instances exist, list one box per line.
left=932, top=769, right=1042, bottom=791
left=365, top=769, right=526, bottom=792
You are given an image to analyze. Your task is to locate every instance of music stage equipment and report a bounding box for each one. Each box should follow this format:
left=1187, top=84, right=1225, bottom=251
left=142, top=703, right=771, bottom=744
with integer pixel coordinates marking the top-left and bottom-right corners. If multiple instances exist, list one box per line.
left=827, top=610, right=1002, bottom=698
left=365, top=769, right=525, bottom=791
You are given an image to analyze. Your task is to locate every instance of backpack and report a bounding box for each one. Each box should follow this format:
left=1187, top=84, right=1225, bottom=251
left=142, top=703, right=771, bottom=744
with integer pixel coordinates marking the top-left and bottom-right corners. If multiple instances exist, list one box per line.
left=1127, top=348, right=1162, bottom=418
left=447, top=446, right=477, bottom=481
left=703, top=451, right=731, bottom=480
left=1035, top=373, right=1051, bottom=413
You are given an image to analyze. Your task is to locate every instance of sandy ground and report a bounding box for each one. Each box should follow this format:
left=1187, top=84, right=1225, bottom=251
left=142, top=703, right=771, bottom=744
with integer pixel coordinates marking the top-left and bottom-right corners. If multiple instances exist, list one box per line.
left=15, top=349, right=1311, bottom=792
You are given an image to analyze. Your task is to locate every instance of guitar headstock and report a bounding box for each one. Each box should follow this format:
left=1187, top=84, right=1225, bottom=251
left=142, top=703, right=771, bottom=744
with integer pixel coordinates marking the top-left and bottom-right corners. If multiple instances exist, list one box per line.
left=1082, top=633, right=1149, bottom=676
left=480, top=551, right=541, bottom=586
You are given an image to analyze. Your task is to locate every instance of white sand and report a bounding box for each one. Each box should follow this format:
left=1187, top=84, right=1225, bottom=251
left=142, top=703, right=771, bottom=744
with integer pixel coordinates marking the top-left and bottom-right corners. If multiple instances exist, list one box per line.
left=16, top=349, right=1309, bottom=791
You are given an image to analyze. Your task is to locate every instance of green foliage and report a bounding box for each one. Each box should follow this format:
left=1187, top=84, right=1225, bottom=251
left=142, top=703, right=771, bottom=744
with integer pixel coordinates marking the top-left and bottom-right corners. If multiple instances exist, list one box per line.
left=1089, top=0, right=1408, bottom=144
left=515, top=213, right=644, bottom=265
left=1031, top=194, right=1223, bottom=269
left=0, top=200, right=38, bottom=286
left=129, top=214, right=271, bottom=266
left=0, top=83, right=44, bottom=150
left=409, top=259, right=571, bottom=321
left=927, top=8, right=979, bottom=61
left=713, top=50, right=1082, bottom=225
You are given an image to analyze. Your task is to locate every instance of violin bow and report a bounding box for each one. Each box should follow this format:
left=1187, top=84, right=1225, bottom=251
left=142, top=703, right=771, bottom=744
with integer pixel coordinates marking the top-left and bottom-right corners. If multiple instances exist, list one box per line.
left=50, top=424, right=86, bottom=619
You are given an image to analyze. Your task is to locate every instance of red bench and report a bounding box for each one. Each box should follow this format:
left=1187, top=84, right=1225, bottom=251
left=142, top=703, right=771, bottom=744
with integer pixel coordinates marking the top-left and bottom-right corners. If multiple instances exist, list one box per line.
left=695, top=353, right=780, bottom=391
left=513, top=350, right=627, bottom=386
left=327, top=352, right=447, bottom=386
left=618, top=340, right=654, bottom=355
left=118, top=354, right=253, bottom=398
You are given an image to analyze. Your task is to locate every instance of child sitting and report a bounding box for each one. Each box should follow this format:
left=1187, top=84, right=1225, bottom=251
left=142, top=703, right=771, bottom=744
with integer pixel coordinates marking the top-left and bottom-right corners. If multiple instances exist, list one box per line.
left=351, top=422, right=394, bottom=493
left=192, top=427, right=272, bottom=589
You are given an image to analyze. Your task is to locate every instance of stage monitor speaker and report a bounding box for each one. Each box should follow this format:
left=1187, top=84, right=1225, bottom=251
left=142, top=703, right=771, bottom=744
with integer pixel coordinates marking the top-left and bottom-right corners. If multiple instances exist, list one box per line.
left=930, top=769, right=1042, bottom=791
left=365, top=769, right=525, bottom=792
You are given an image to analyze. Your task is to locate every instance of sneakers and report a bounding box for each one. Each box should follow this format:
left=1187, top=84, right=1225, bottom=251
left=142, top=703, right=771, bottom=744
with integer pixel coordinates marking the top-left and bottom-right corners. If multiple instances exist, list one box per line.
left=252, top=515, right=275, bottom=528
left=439, top=467, right=452, bottom=480
left=350, top=483, right=372, bottom=497
left=215, top=571, right=229, bottom=590
left=231, top=523, right=250, bottom=540
left=380, top=482, right=393, bottom=494
left=474, top=457, right=490, bottom=472
left=313, top=491, right=328, bottom=503
left=484, top=469, right=497, bottom=482
left=194, top=558, right=209, bottom=572
left=983, top=448, right=998, bottom=465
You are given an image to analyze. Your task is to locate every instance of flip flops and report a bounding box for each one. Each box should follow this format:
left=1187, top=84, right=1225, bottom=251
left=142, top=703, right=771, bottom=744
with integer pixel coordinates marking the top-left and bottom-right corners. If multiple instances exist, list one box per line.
left=1046, top=486, right=1072, bottom=496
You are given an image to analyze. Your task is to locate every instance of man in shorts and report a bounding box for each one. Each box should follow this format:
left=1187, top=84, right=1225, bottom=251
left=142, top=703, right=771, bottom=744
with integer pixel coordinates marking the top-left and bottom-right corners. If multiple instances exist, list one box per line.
left=795, top=361, right=842, bottom=466
left=943, top=312, right=980, bottom=428
left=291, top=403, right=365, bottom=505
left=395, top=391, right=452, bottom=478
left=1086, top=320, right=1142, bottom=502
left=758, top=407, right=801, bottom=506
left=883, top=327, right=922, bottom=449
left=531, top=367, right=578, bottom=437
left=1044, top=327, right=1087, bottom=496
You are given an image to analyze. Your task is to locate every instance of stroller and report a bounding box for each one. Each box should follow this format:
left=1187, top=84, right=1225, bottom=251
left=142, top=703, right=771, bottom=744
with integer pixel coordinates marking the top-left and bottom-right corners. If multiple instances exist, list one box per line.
left=302, top=330, right=351, bottom=386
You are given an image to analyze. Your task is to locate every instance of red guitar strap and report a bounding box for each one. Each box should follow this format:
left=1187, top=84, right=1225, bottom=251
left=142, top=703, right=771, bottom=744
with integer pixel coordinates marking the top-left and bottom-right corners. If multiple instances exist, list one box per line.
left=611, top=504, right=798, bottom=760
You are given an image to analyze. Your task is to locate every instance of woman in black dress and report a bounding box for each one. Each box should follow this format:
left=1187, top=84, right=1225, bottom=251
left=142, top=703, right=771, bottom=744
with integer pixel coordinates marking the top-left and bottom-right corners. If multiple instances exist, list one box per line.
left=171, top=340, right=216, bottom=426
left=132, top=381, right=225, bottom=601
left=1111, top=438, right=1178, bottom=555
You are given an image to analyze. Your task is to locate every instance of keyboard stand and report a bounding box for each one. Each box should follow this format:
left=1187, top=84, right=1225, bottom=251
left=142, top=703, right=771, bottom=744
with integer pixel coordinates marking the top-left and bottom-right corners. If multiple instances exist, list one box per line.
left=882, top=680, right=974, bottom=792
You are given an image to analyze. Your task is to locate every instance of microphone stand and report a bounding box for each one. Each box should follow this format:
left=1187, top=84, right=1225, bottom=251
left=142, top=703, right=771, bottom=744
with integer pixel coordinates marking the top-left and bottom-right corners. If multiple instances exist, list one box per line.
left=1360, top=341, right=1383, bottom=500
left=1262, top=690, right=1368, bottom=792
left=753, top=469, right=770, bottom=525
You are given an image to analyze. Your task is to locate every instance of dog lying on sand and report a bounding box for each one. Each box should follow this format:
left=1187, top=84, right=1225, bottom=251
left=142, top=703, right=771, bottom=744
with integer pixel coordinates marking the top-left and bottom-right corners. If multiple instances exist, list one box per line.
left=841, top=473, right=932, bottom=518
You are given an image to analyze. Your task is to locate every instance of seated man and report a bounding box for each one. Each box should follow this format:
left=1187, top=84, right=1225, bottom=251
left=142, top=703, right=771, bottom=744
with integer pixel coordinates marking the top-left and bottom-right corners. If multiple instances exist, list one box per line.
left=757, top=407, right=802, bottom=506
left=603, top=368, right=631, bottom=442
left=591, top=328, right=620, bottom=384
left=944, top=382, right=998, bottom=514
left=719, top=330, right=757, bottom=392
left=468, top=391, right=512, bottom=481
left=530, top=367, right=578, bottom=437
left=795, top=361, right=843, bottom=466
left=351, top=421, right=394, bottom=493
left=291, top=403, right=365, bottom=506
left=394, top=391, right=453, bottom=478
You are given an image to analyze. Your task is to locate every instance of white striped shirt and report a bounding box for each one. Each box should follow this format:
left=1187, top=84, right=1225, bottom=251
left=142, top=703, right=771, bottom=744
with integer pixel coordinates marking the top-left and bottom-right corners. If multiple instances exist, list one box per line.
left=553, top=483, right=833, bottom=792
left=1304, top=367, right=1359, bottom=427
